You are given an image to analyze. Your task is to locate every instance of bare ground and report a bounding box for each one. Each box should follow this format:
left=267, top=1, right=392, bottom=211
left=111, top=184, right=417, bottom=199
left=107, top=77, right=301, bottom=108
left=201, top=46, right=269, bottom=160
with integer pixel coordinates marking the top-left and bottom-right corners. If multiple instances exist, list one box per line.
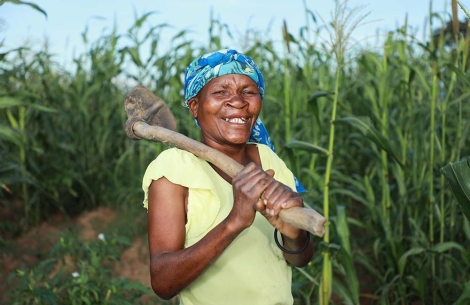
left=0, top=206, right=166, bottom=302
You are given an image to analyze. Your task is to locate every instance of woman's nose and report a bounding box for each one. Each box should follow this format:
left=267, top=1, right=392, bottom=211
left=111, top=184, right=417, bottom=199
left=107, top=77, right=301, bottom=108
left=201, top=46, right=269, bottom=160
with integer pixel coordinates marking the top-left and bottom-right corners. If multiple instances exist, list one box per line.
left=226, top=93, right=247, bottom=108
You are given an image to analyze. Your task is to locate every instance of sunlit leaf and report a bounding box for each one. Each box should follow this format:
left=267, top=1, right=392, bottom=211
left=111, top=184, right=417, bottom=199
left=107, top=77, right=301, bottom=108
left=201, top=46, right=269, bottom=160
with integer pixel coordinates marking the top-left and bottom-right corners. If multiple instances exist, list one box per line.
left=0, top=125, right=22, bottom=146
left=320, top=254, right=332, bottom=305
left=431, top=241, right=465, bottom=253
left=127, top=47, right=143, bottom=67
left=464, top=218, right=470, bottom=242
left=285, top=140, right=329, bottom=155
left=0, top=0, right=47, bottom=18
left=133, top=11, right=157, bottom=29
left=440, top=159, right=470, bottom=221
left=336, top=206, right=351, bottom=255
left=0, top=97, right=24, bottom=109
left=307, top=90, right=334, bottom=129
left=0, top=97, right=56, bottom=112
left=336, top=116, right=405, bottom=167
left=333, top=280, right=357, bottom=305
left=330, top=188, right=368, bottom=206
left=454, top=280, right=470, bottom=305
left=398, top=247, right=426, bottom=277
left=335, top=249, right=360, bottom=305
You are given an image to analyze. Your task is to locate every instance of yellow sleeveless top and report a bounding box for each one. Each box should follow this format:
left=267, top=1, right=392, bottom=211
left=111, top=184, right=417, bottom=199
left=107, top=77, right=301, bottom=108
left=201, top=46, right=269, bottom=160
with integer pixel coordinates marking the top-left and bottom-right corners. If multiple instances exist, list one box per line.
left=142, top=144, right=297, bottom=305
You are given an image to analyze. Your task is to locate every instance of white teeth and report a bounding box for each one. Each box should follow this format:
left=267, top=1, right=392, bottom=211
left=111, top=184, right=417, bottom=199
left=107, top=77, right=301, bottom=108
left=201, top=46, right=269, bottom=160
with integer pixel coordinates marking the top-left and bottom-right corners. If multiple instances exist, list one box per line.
left=225, top=117, right=246, bottom=124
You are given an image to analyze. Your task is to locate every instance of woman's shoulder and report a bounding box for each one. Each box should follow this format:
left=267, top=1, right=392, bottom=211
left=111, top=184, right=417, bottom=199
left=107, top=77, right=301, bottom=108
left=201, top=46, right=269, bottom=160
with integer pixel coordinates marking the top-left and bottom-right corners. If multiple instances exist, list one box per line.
left=142, top=147, right=218, bottom=210
left=149, top=147, right=205, bottom=168
left=143, top=147, right=207, bottom=185
left=156, top=146, right=199, bottom=160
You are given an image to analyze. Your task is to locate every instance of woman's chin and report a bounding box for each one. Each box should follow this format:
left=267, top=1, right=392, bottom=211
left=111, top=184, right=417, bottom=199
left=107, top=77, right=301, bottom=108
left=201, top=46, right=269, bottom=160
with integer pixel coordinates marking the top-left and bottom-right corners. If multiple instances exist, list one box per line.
left=227, top=135, right=252, bottom=144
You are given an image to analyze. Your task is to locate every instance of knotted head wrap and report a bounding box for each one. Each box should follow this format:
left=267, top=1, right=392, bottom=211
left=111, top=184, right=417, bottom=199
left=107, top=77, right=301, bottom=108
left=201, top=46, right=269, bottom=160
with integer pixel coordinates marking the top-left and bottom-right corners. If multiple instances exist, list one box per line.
left=183, top=49, right=265, bottom=103
left=183, top=49, right=306, bottom=193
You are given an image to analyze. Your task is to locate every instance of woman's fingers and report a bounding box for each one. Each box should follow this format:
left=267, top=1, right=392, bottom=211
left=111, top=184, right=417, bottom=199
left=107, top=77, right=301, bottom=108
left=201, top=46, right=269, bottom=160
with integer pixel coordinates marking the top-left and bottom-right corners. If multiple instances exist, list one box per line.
left=265, top=169, right=275, bottom=177
left=262, top=183, right=303, bottom=216
left=253, top=197, right=265, bottom=211
left=233, top=164, right=303, bottom=229
left=232, top=163, right=277, bottom=223
left=234, top=164, right=272, bottom=198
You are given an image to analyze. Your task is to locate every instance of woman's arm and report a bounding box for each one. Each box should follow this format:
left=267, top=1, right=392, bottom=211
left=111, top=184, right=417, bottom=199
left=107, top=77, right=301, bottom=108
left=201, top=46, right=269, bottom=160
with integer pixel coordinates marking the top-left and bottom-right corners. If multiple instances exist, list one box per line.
left=147, top=177, right=241, bottom=299
left=148, top=163, right=275, bottom=299
left=280, top=230, right=314, bottom=267
left=253, top=169, right=314, bottom=267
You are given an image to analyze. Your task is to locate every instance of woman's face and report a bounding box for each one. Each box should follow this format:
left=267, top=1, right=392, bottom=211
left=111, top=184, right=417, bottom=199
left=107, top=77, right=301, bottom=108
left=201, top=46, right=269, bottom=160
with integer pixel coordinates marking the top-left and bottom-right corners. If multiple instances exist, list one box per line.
left=188, top=74, right=262, bottom=148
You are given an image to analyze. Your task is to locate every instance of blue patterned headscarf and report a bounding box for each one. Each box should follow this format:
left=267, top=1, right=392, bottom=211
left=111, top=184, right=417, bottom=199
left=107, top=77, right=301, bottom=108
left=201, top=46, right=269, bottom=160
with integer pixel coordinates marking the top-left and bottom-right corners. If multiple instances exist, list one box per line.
left=183, top=49, right=306, bottom=193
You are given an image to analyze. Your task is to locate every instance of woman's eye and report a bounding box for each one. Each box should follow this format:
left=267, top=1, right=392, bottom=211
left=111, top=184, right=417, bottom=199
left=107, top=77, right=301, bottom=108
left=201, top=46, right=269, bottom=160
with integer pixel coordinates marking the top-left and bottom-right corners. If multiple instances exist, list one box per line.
left=213, top=90, right=227, bottom=95
left=243, top=91, right=257, bottom=96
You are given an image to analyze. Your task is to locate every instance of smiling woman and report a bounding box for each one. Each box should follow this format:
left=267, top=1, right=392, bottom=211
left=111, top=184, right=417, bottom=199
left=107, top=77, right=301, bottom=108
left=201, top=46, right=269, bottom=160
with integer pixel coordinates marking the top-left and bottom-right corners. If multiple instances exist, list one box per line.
left=187, top=74, right=262, bottom=148
left=142, top=49, right=314, bottom=304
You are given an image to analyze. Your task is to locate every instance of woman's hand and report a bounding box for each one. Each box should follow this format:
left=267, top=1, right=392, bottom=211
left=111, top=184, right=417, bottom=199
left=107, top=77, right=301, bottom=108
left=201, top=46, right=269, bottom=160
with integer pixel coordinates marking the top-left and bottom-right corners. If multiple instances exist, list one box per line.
left=229, top=162, right=274, bottom=231
left=253, top=169, right=304, bottom=240
left=230, top=162, right=304, bottom=239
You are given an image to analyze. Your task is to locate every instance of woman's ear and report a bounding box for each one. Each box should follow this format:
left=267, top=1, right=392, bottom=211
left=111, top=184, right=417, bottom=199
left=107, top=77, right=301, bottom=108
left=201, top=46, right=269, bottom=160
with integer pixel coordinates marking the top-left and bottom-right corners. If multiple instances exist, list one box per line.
left=187, top=98, right=198, bottom=118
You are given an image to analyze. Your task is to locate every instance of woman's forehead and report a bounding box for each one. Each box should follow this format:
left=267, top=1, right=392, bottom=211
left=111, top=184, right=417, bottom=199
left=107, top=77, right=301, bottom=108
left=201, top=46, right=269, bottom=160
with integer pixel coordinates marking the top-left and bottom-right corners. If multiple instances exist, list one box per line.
left=205, top=74, right=258, bottom=87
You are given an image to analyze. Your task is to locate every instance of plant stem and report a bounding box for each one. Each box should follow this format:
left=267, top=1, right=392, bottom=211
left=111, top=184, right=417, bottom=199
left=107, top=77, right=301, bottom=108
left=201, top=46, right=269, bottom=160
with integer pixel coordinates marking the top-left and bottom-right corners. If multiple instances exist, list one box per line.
left=321, top=54, right=341, bottom=305
left=283, top=21, right=291, bottom=143
left=380, top=48, right=391, bottom=226
left=430, top=61, right=437, bottom=305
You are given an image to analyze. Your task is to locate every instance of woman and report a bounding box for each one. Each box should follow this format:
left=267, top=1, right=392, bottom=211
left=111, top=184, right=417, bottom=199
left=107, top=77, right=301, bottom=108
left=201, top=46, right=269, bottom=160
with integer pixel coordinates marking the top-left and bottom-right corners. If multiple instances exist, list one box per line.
left=142, top=49, right=313, bottom=305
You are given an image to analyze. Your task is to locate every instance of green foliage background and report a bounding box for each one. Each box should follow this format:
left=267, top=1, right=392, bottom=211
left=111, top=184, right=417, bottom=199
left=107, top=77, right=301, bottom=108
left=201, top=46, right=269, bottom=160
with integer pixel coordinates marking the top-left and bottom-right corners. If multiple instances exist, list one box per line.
left=1, top=1, right=470, bottom=304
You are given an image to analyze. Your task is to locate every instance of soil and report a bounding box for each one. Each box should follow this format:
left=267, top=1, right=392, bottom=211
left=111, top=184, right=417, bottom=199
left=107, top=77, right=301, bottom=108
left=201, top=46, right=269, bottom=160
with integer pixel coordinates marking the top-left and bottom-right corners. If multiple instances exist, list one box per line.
left=0, top=206, right=165, bottom=303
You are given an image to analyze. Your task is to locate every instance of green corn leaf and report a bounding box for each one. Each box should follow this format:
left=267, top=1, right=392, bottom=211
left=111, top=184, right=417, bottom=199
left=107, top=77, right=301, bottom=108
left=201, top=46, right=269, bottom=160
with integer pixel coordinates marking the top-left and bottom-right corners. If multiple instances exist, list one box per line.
left=454, top=280, right=470, bottom=305
left=464, top=218, right=470, bottom=242
left=331, top=170, right=367, bottom=193
left=295, top=266, right=319, bottom=285
left=0, top=97, right=56, bottom=113
left=133, top=11, right=157, bottom=29
left=445, top=63, right=470, bottom=86
left=431, top=241, right=465, bottom=253
left=448, top=92, right=470, bottom=108
left=330, top=188, right=368, bottom=206
left=0, top=125, right=23, bottom=146
left=27, top=103, right=57, bottom=113
left=346, top=218, right=368, bottom=229
left=336, top=205, right=351, bottom=255
left=320, top=254, right=332, bottom=305
left=335, top=249, right=360, bottom=305
left=127, top=47, right=143, bottom=67
left=391, top=163, right=406, bottom=197
left=285, top=140, right=329, bottom=155
left=0, top=97, right=24, bottom=109
left=412, top=64, right=431, bottom=94
left=336, top=116, right=405, bottom=168
left=398, top=247, right=426, bottom=277
left=333, top=280, right=357, bottom=305
left=307, top=90, right=334, bottom=129
left=440, top=159, right=470, bottom=222
left=0, top=0, right=47, bottom=18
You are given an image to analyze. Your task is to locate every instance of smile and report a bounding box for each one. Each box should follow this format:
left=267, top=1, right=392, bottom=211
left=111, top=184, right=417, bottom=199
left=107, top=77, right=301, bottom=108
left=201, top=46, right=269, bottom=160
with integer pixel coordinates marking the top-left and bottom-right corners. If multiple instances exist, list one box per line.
left=224, top=117, right=247, bottom=124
